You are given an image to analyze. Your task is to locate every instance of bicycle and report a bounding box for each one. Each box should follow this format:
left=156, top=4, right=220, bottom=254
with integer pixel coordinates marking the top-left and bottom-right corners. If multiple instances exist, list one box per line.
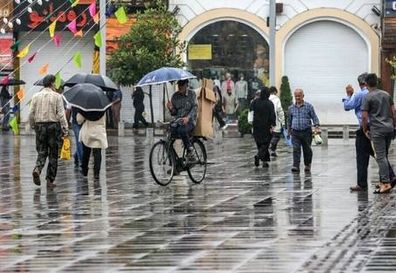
left=149, top=119, right=207, bottom=186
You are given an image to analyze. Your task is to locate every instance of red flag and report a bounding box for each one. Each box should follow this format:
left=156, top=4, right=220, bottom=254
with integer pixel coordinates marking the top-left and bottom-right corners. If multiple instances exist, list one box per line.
left=28, top=53, right=37, bottom=63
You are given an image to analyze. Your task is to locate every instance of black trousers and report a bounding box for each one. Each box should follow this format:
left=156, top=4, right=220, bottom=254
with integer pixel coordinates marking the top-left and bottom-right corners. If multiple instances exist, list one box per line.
left=253, top=128, right=271, bottom=162
left=133, top=105, right=148, bottom=128
left=213, top=110, right=226, bottom=128
left=81, top=143, right=102, bottom=176
left=34, top=122, right=61, bottom=181
left=291, top=128, right=312, bottom=167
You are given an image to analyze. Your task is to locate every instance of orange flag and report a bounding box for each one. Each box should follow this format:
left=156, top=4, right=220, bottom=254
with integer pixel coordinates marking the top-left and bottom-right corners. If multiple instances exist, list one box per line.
left=74, top=30, right=83, bottom=37
left=93, top=13, right=99, bottom=24
left=39, top=64, right=49, bottom=75
left=16, top=89, right=25, bottom=100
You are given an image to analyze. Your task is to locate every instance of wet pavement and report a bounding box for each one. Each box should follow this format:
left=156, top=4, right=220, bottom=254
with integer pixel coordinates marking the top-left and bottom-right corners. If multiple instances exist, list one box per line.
left=1, top=134, right=396, bottom=272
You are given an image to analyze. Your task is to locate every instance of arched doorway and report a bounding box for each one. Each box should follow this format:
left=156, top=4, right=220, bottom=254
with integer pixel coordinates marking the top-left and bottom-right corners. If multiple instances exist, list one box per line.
left=187, top=20, right=269, bottom=99
left=284, top=20, right=369, bottom=125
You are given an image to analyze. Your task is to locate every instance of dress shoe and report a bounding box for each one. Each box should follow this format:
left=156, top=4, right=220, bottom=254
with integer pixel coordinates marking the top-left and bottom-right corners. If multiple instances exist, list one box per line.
left=262, top=162, right=269, bottom=168
left=254, top=155, right=260, bottom=167
left=350, top=185, right=367, bottom=192
left=32, top=168, right=41, bottom=186
left=291, top=166, right=300, bottom=173
left=304, top=165, right=311, bottom=173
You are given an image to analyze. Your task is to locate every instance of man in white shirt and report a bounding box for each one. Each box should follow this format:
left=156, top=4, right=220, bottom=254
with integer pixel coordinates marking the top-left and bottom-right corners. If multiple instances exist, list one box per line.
left=269, top=86, right=285, bottom=157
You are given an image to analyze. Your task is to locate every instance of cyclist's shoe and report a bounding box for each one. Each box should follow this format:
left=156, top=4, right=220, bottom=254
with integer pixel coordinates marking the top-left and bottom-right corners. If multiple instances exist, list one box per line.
left=167, top=168, right=180, bottom=175
left=186, top=149, right=197, bottom=163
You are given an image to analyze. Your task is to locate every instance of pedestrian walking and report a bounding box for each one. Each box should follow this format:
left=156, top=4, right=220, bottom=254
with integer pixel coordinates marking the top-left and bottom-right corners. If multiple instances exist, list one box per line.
left=132, top=86, right=148, bottom=129
left=0, top=86, right=11, bottom=131
left=66, top=106, right=83, bottom=169
left=212, top=85, right=226, bottom=129
left=361, top=73, right=396, bottom=194
left=223, top=88, right=238, bottom=123
left=29, top=74, right=68, bottom=188
left=269, top=86, right=285, bottom=157
left=288, top=89, right=320, bottom=173
left=77, top=112, right=108, bottom=179
left=111, top=89, right=122, bottom=128
left=251, top=86, right=276, bottom=167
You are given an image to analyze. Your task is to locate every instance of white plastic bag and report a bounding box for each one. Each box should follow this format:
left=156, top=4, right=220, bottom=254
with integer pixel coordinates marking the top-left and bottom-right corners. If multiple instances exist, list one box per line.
left=247, top=111, right=254, bottom=125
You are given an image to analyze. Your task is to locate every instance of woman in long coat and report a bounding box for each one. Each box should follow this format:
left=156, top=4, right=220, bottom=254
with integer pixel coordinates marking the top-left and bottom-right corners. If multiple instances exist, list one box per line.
left=251, top=86, right=276, bottom=167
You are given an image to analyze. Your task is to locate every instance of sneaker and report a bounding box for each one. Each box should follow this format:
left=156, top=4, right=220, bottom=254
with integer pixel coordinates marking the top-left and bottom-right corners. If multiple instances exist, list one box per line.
left=304, top=165, right=311, bottom=173
left=291, top=166, right=300, bottom=173
left=32, top=168, right=41, bottom=186
left=254, top=155, right=260, bottom=167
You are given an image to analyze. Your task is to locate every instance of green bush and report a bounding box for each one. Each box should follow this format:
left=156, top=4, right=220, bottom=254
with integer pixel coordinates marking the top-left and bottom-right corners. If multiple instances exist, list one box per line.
left=238, top=109, right=252, bottom=135
left=279, top=76, right=293, bottom=126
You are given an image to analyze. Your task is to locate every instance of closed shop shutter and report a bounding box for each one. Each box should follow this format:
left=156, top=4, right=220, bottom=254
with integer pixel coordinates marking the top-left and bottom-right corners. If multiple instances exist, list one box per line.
left=284, top=21, right=369, bottom=125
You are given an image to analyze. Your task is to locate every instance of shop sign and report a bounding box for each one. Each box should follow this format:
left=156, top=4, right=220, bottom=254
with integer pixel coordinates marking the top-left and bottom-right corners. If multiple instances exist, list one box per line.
left=0, top=34, right=13, bottom=70
left=14, top=0, right=95, bottom=31
left=385, top=0, right=396, bottom=17
left=188, top=44, right=212, bottom=60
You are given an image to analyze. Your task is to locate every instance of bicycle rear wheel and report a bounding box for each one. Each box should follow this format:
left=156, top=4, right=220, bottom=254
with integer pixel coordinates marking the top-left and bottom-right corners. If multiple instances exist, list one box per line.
left=187, top=139, right=207, bottom=183
left=149, top=141, right=175, bottom=186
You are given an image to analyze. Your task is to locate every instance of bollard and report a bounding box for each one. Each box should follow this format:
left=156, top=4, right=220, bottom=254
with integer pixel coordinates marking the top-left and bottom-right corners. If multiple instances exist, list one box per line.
left=343, top=125, right=349, bottom=140
left=118, top=121, right=125, bottom=137
left=321, top=128, right=328, bottom=146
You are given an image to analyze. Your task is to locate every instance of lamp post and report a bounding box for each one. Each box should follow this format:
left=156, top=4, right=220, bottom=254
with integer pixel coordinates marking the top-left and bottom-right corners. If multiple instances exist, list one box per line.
left=269, top=0, right=276, bottom=86
left=99, top=0, right=106, bottom=75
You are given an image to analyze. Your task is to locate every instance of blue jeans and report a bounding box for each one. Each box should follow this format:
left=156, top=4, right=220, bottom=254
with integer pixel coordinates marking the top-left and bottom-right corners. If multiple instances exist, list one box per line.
left=72, top=123, right=83, bottom=164
left=171, top=122, right=194, bottom=150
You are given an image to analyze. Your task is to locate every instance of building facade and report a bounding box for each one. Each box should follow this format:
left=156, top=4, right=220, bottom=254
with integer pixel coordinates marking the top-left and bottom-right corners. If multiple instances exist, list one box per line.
left=170, top=0, right=381, bottom=125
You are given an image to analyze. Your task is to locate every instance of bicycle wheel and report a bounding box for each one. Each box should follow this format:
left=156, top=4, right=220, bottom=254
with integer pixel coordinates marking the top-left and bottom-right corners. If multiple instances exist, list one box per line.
left=149, top=141, right=175, bottom=186
left=187, top=139, right=207, bottom=183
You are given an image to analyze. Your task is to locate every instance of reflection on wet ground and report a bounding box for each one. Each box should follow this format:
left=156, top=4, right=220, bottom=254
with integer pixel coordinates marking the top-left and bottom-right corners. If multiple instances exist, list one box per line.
left=0, top=134, right=395, bottom=272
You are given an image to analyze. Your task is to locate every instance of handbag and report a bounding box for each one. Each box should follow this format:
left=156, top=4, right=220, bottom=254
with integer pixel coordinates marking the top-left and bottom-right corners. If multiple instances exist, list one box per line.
left=60, top=136, right=72, bottom=160
left=247, top=110, right=254, bottom=124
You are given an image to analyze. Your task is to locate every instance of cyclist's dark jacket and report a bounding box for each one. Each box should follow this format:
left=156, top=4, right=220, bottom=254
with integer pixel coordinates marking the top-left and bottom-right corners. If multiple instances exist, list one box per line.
left=170, top=89, right=198, bottom=125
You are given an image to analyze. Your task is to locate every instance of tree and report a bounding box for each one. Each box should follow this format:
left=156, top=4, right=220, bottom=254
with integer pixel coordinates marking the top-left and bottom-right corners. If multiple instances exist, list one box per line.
left=279, top=76, right=293, bottom=115
left=108, top=2, right=184, bottom=86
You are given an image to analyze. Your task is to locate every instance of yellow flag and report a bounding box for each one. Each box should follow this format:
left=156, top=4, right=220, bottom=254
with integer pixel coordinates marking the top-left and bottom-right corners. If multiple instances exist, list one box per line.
left=39, top=64, right=49, bottom=75
left=16, top=89, right=25, bottom=100
left=55, top=72, right=62, bottom=89
left=94, top=31, right=102, bottom=47
left=115, top=7, right=127, bottom=24
left=17, top=44, right=30, bottom=58
left=71, top=0, right=79, bottom=7
left=49, top=20, right=56, bottom=38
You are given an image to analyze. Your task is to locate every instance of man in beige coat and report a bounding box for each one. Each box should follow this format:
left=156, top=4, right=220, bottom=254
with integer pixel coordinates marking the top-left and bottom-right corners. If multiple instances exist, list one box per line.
left=77, top=113, right=108, bottom=179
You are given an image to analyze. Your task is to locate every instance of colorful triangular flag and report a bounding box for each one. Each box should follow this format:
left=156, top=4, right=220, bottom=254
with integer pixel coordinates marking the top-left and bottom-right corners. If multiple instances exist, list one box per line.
left=67, top=20, right=77, bottom=34
left=49, top=20, right=56, bottom=38
left=9, top=116, right=19, bottom=135
left=93, top=13, right=99, bottom=24
left=17, top=44, right=30, bottom=58
left=73, top=51, right=82, bottom=68
left=53, top=33, right=61, bottom=47
left=74, top=29, right=83, bottom=37
left=71, top=0, right=79, bottom=7
left=115, top=6, right=127, bottom=24
left=12, top=104, right=19, bottom=113
left=10, top=40, right=20, bottom=52
left=89, top=1, right=96, bottom=17
left=55, top=72, right=62, bottom=89
left=1, top=76, right=9, bottom=85
left=94, top=31, right=102, bottom=47
left=28, top=52, right=37, bottom=63
left=39, top=64, right=49, bottom=76
left=16, top=89, right=25, bottom=100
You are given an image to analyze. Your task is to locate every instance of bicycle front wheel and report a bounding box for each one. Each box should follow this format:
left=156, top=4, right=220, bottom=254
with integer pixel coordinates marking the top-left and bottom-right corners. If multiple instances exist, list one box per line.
left=187, top=139, right=207, bottom=184
left=149, top=141, right=175, bottom=186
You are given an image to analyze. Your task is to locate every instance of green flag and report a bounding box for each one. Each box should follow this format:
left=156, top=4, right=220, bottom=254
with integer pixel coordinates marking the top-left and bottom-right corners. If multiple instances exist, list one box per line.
left=10, top=40, right=20, bottom=52
left=115, top=6, right=127, bottom=24
left=94, top=31, right=102, bottom=47
left=73, top=51, right=82, bottom=68
left=55, top=72, right=62, bottom=89
left=9, top=117, right=19, bottom=135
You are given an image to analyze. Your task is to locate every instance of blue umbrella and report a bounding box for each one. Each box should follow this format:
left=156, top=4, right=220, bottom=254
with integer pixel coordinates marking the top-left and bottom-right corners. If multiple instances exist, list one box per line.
left=136, top=67, right=196, bottom=87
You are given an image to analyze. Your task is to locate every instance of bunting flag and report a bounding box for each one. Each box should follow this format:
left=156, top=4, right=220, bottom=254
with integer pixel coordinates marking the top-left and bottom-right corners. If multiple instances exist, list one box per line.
left=67, top=20, right=77, bottom=34
left=1, top=76, right=9, bottom=85
left=93, top=13, right=99, bottom=24
left=12, top=105, right=19, bottom=113
left=53, top=33, right=61, bottom=47
left=17, top=44, right=30, bottom=58
left=73, top=51, right=82, bottom=68
left=28, top=52, right=37, bottom=63
left=89, top=1, right=96, bottom=17
left=71, top=0, right=79, bottom=7
left=115, top=6, right=127, bottom=24
left=55, top=72, right=62, bottom=89
left=49, top=20, right=57, bottom=38
left=91, top=50, right=99, bottom=74
left=9, top=117, right=19, bottom=135
left=94, top=31, right=102, bottom=47
left=74, top=30, right=83, bottom=37
left=16, top=89, right=25, bottom=100
left=39, top=64, right=49, bottom=75
left=10, top=40, right=20, bottom=51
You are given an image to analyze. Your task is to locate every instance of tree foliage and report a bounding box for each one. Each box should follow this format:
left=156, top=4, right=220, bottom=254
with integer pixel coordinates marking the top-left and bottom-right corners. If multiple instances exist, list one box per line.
left=279, top=76, right=293, bottom=114
left=108, top=2, right=185, bottom=85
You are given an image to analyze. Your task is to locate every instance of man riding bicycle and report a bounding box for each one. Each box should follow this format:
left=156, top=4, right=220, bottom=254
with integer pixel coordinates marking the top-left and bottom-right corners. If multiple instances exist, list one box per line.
left=166, top=79, right=198, bottom=161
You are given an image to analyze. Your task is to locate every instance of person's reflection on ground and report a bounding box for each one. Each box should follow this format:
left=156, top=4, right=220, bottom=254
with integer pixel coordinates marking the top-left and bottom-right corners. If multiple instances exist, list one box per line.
left=356, top=191, right=369, bottom=239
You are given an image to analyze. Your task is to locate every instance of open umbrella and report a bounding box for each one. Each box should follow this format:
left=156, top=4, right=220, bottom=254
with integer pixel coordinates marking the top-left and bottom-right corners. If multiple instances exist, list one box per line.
left=136, top=67, right=196, bottom=87
left=0, top=78, right=25, bottom=86
left=62, top=83, right=112, bottom=112
left=34, top=77, right=64, bottom=86
left=64, top=73, right=118, bottom=91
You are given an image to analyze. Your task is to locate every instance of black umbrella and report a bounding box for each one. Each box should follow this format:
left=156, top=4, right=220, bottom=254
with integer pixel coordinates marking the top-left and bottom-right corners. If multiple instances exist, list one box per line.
left=64, top=73, right=118, bottom=91
left=62, top=83, right=112, bottom=112
left=34, top=77, right=65, bottom=86
left=0, top=78, right=25, bottom=86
